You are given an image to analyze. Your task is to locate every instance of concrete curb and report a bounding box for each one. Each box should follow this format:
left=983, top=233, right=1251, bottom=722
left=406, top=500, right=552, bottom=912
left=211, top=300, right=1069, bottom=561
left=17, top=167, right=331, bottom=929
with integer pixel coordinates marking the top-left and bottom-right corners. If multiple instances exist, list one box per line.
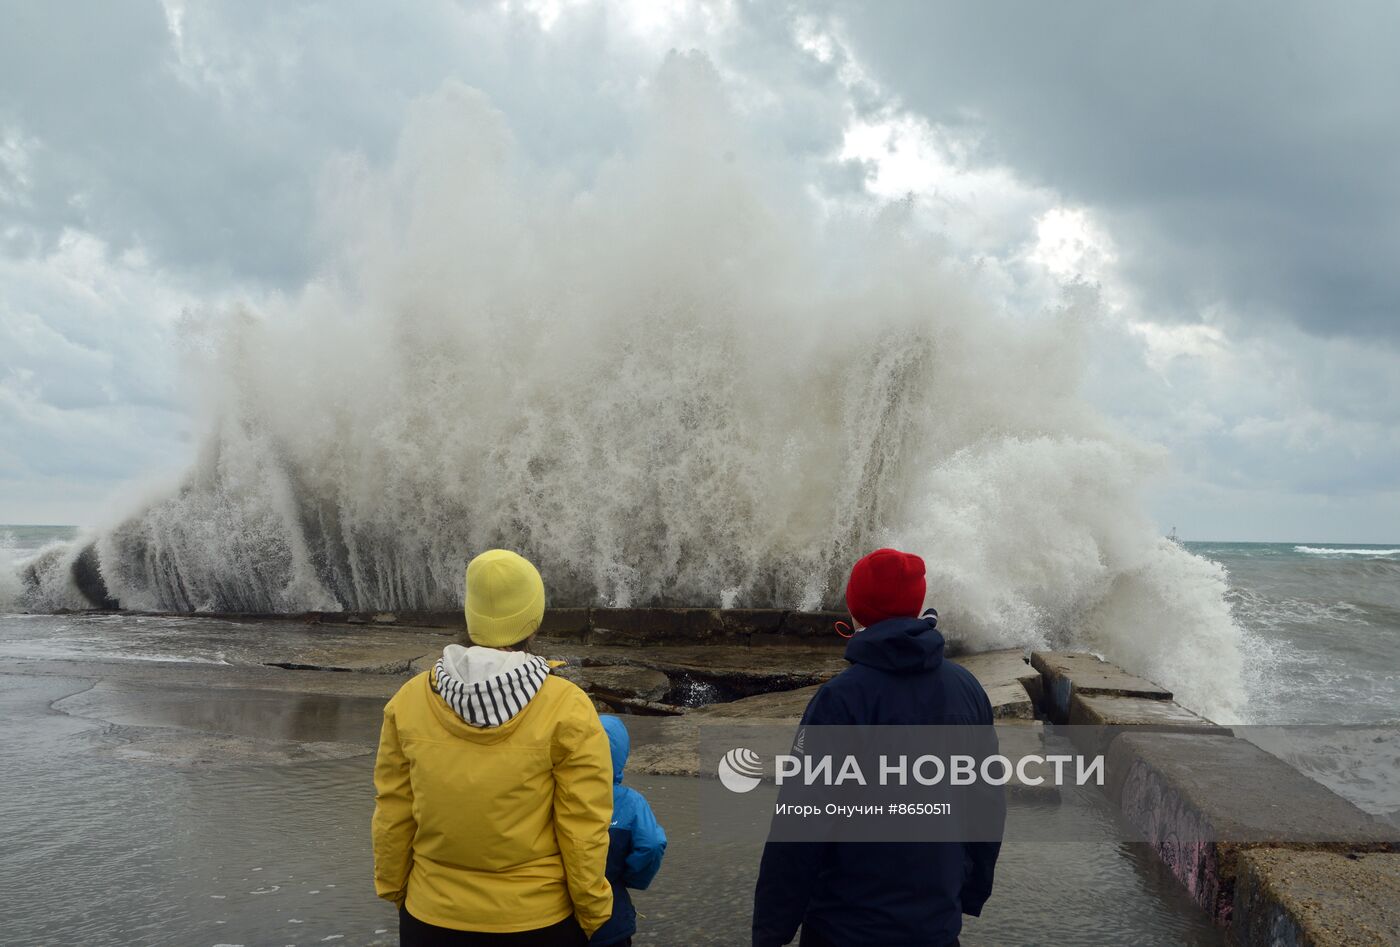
left=1030, top=650, right=1172, bottom=723
left=1232, top=849, right=1400, bottom=946
left=1035, top=652, right=1398, bottom=944
left=49, top=606, right=851, bottom=644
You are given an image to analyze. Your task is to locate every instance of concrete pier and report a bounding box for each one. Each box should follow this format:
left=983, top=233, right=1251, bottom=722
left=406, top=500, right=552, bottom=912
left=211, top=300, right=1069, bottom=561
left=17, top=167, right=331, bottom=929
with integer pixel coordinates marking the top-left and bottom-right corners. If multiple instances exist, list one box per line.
left=1067, top=692, right=1231, bottom=754
left=1032, top=652, right=1398, bottom=944
left=1232, top=849, right=1400, bottom=946
left=954, top=649, right=1043, bottom=719
left=1030, top=650, right=1172, bottom=722
left=1106, top=732, right=1396, bottom=923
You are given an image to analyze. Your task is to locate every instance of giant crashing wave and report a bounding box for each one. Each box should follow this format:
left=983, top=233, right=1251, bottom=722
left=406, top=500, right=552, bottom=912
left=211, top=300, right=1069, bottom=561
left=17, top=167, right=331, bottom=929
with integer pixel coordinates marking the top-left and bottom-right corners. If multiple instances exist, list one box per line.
left=12, top=55, right=1246, bottom=720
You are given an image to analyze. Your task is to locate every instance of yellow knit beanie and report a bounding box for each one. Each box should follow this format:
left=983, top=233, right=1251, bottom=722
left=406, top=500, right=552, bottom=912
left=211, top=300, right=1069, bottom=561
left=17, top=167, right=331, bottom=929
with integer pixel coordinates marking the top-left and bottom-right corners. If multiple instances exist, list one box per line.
left=464, top=549, right=546, bottom=647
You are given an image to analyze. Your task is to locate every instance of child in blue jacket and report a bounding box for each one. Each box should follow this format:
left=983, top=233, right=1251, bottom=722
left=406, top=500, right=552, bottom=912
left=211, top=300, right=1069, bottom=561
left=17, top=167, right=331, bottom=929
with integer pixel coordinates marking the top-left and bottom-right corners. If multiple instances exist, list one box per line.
left=591, top=715, right=667, bottom=947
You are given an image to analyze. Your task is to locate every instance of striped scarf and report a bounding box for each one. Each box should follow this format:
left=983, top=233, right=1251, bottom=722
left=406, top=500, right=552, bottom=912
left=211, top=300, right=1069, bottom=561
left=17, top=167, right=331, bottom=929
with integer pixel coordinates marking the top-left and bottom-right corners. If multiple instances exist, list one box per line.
left=432, top=653, right=550, bottom=728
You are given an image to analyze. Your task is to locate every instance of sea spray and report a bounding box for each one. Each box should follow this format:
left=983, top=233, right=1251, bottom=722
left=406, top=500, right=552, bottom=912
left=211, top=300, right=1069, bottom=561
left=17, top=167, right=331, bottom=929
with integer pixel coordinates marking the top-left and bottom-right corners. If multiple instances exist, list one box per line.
left=0, top=533, right=21, bottom=611
left=16, top=55, right=1246, bottom=720
left=9, top=537, right=90, bottom=612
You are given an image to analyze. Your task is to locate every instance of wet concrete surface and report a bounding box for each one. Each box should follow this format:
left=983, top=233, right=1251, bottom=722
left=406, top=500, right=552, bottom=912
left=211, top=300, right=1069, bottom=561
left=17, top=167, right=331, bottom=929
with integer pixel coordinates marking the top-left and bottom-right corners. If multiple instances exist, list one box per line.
left=0, top=612, right=452, bottom=676
left=1031, top=650, right=1173, bottom=723
left=52, top=680, right=384, bottom=766
left=55, top=681, right=385, bottom=747
left=1232, top=849, right=1400, bottom=946
left=1108, top=731, right=1400, bottom=925
left=0, top=612, right=1228, bottom=945
left=1, top=672, right=400, bottom=946
left=534, top=636, right=849, bottom=701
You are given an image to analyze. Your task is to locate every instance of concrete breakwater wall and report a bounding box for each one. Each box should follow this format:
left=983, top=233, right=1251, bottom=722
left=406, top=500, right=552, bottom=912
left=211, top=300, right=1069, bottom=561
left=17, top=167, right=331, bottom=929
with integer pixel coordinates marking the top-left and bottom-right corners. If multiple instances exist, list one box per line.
left=76, top=606, right=851, bottom=644
left=1028, top=652, right=1398, bottom=945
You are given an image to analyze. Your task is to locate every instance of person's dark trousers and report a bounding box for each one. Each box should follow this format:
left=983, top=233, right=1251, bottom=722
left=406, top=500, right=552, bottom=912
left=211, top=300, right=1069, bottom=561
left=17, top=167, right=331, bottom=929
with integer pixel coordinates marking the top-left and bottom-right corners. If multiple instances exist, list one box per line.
left=798, top=924, right=958, bottom=947
left=399, top=906, right=588, bottom=946
left=592, top=939, right=632, bottom=947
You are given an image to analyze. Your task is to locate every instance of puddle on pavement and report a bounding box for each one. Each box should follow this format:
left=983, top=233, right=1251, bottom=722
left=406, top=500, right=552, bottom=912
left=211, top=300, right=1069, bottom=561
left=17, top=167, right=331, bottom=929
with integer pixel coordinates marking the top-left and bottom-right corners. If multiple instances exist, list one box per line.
left=55, top=682, right=385, bottom=747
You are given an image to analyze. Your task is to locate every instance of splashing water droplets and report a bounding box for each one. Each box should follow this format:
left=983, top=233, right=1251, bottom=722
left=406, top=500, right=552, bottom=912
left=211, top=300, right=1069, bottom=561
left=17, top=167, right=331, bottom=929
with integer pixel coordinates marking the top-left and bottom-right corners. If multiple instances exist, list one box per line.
left=19, top=57, right=1245, bottom=721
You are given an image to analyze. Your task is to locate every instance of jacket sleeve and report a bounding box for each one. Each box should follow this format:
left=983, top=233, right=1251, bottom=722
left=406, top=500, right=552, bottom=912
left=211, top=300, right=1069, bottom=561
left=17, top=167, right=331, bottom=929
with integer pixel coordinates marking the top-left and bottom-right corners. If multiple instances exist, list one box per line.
left=751, top=684, right=850, bottom=946
left=552, top=696, right=615, bottom=935
left=753, top=839, right=830, bottom=947
left=621, top=791, right=667, bottom=890
left=960, top=687, right=1004, bottom=916
left=371, top=704, right=416, bottom=906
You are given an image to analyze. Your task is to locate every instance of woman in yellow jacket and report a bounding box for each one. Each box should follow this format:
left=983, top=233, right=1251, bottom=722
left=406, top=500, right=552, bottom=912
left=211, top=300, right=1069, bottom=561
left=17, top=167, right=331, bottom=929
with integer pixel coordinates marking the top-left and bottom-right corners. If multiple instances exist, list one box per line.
left=373, top=550, right=613, bottom=946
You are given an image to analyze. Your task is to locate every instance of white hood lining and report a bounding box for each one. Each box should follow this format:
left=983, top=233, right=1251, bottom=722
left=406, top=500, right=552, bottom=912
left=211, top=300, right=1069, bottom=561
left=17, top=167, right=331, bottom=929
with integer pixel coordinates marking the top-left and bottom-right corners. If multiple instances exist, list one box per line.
left=432, top=644, right=550, bottom=728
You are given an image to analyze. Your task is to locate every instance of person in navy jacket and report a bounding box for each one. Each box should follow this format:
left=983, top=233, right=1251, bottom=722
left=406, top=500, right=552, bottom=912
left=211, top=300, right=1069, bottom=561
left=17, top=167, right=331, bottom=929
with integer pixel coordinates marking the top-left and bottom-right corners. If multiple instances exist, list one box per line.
left=752, top=548, right=1004, bottom=947
left=590, top=715, right=667, bottom=947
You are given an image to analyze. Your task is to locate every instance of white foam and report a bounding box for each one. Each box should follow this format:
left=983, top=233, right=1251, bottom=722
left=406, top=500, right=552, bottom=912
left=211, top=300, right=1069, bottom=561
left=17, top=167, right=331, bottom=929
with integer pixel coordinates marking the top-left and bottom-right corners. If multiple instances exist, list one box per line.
left=1295, top=546, right=1400, bottom=556
left=19, top=58, right=1248, bottom=721
left=1247, top=727, right=1400, bottom=817
left=5, top=537, right=92, bottom=613
left=0, top=536, right=20, bottom=613
left=1227, top=587, right=1368, bottom=630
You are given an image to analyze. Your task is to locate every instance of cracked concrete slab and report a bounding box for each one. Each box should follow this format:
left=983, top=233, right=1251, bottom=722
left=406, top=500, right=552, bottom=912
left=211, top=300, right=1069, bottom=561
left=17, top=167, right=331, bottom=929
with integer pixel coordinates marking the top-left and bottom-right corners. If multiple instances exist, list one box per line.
left=1031, top=651, right=1172, bottom=723
left=954, top=650, right=1042, bottom=702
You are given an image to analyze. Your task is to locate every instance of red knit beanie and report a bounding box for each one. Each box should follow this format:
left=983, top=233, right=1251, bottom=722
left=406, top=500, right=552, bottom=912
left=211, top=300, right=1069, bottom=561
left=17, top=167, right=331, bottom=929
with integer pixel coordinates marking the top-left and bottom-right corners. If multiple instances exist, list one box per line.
left=845, top=548, right=927, bottom=628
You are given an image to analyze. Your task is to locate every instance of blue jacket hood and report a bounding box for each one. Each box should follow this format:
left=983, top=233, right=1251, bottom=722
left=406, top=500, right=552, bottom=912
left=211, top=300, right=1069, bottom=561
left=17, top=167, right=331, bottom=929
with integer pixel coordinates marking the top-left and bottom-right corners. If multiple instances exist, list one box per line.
left=601, top=714, right=629, bottom=784
left=843, top=614, right=944, bottom=673
left=591, top=728, right=668, bottom=947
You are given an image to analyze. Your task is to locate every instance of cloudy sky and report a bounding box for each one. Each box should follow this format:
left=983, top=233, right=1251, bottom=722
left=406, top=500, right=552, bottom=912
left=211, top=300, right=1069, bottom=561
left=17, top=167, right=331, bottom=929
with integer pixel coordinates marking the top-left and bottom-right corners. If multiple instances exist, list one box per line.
left=2, top=0, right=1397, bottom=541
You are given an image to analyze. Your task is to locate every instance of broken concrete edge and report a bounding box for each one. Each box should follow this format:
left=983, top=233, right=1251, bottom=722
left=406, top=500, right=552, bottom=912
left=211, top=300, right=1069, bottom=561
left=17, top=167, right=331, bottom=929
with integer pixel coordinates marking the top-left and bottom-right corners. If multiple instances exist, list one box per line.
left=1030, top=650, right=1174, bottom=724
left=394, top=639, right=1038, bottom=722
left=600, top=661, right=829, bottom=686
left=589, top=690, right=687, bottom=717
left=40, top=606, right=863, bottom=642
left=1065, top=692, right=1232, bottom=755
left=1023, top=651, right=1400, bottom=943
left=1103, top=731, right=1398, bottom=930
left=554, top=664, right=674, bottom=704
left=1231, top=849, right=1400, bottom=947
left=1068, top=692, right=1222, bottom=728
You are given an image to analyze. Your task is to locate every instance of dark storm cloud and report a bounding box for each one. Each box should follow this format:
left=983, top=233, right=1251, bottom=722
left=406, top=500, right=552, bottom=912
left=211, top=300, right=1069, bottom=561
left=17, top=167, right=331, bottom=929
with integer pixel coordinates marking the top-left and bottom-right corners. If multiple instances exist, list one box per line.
left=0, top=1, right=635, bottom=288
left=829, top=0, right=1400, bottom=341
left=1, top=0, right=1396, bottom=536
left=0, top=2, right=315, bottom=285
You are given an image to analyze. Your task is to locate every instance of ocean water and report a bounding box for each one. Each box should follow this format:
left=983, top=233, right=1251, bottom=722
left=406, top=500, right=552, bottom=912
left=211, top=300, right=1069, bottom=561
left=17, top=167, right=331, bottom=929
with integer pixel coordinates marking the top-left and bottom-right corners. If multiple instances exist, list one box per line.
left=0, top=523, right=78, bottom=556
left=0, top=524, right=76, bottom=608
left=1184, top=541, right=1400, bottom=725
